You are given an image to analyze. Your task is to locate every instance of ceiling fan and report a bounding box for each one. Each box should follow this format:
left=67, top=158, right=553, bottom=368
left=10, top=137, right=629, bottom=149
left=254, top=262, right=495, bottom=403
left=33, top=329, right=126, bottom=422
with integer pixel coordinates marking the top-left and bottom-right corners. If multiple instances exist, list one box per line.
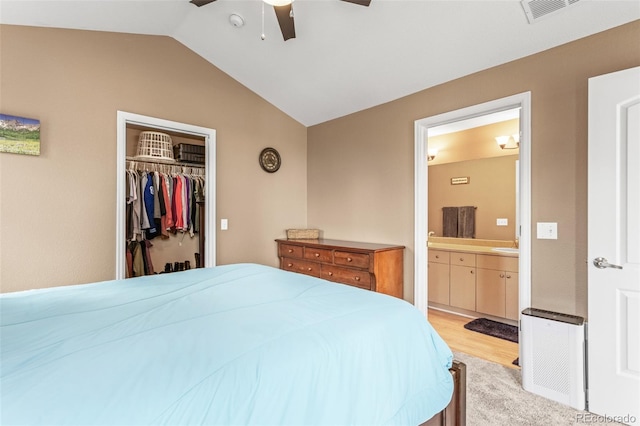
left=189, top=0, right=371, bottom=41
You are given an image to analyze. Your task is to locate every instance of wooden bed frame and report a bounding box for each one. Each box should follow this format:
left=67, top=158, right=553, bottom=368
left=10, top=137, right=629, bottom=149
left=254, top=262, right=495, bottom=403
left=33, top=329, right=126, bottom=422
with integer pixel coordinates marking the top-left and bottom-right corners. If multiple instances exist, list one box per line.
left=421, top=360, right=467, bottom=426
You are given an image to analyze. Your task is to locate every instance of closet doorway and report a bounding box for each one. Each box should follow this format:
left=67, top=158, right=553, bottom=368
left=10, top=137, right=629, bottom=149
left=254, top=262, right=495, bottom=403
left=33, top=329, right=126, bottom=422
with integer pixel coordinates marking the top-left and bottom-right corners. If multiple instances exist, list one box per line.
left=413, top=93, right=531, bottom=359
left=115, top=111, right=216, bottom=280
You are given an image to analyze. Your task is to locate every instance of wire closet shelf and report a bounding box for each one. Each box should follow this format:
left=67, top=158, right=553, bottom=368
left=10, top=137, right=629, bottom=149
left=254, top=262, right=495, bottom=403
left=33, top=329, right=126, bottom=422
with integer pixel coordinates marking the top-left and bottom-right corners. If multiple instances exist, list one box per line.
left=126, top=157, right=205, bottom=176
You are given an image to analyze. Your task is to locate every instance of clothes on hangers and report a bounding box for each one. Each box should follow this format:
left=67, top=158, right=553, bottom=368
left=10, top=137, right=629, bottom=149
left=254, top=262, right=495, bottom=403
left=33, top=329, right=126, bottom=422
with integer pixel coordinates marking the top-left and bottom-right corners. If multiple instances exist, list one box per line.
left=124, top=160, right=206, bottom=275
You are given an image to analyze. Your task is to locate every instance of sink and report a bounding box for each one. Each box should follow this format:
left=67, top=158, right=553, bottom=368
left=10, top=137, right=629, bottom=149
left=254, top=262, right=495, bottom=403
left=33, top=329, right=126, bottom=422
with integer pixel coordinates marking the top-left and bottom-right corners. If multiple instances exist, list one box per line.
left=492, top=247, right=519, bottom=254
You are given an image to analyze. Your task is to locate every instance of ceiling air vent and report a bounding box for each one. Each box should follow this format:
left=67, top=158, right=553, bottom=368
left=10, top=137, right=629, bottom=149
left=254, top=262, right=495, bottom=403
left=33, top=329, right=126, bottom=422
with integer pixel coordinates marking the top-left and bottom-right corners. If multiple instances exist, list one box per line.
left=521, top=0, right=581, bottom=24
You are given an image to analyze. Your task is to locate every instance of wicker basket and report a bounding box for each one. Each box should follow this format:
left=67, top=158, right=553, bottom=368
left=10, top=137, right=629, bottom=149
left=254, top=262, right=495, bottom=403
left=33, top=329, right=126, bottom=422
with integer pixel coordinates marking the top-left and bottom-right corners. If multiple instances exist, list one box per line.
left=286, top=229, right=320, bottom=239
left=135, top=131, right=175, bottom=162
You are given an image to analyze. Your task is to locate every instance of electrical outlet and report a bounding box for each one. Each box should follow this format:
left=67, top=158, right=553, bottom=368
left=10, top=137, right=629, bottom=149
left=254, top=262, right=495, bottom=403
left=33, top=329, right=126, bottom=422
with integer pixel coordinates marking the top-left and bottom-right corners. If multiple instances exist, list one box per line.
left=497, top=218, right=508, bottom=226
left=537, top=222, right=557, bottom=239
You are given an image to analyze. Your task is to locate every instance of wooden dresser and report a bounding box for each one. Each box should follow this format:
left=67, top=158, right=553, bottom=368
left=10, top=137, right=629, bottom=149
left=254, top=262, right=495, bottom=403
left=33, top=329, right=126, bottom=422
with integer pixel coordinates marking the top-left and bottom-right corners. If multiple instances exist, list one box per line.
left=276, top=238, right=404, bottom=299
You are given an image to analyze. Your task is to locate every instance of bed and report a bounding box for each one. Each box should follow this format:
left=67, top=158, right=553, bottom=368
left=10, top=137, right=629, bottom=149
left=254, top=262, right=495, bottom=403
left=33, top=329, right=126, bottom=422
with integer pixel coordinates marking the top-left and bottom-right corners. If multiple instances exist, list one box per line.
left=1, top=263, right=465, bottom=425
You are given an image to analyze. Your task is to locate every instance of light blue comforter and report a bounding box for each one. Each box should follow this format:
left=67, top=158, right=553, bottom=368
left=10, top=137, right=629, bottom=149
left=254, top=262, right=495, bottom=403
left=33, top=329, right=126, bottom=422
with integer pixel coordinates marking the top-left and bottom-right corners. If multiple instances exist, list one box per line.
left=0, top=263, right=453, bottom=425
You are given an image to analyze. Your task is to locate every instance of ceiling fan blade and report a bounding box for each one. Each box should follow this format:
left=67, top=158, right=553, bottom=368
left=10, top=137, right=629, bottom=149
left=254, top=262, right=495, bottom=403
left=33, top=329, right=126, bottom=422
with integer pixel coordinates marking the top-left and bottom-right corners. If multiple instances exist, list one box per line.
left=340, top=0, right=371, bottom=6
left=273, top=4, right=296, bottom=41
left=189, top=0, right=216, bottom=7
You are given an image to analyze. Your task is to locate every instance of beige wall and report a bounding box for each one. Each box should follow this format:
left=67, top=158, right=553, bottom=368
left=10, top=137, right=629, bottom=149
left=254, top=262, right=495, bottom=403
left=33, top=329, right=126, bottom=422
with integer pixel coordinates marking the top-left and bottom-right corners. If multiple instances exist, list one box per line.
left=0, top=25, right=307, bottom=292
left=428, top=119, right=520, bottom=165
left=428, top=155, right=518, bottom=241
left=308, top=21, right=640, bottom=318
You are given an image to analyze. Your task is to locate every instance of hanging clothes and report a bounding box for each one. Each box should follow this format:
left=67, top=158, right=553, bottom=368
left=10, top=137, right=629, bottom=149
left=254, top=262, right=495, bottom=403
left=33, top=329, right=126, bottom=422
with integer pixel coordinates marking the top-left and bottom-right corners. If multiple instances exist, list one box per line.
left=125, top=159, right=205, bottom=277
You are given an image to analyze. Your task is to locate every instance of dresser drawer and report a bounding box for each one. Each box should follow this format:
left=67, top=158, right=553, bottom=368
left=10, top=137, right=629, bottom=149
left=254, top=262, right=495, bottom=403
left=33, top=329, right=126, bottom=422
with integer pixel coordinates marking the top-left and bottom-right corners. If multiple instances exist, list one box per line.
left=450, top=252, right=476, bottom=267
left=279, top=244, right=303, bottom=259
left=334, top=251, right=370, bottom=269
left=282, top=258, right=321, bottom=278
left=304, top=247, right=333, bottom=263
left=321, top=265, right=371, bottom=290
left=428, top=249, right=450, bottom=264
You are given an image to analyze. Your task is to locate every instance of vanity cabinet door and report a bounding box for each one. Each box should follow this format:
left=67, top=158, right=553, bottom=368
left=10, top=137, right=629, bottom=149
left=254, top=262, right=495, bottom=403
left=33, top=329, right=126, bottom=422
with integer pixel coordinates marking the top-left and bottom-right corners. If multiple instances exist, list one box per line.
left=505, top=272, right=519, bottom=320
left=450, top=265, right=476, bottom=311
left=428, top=262, right=450, bottom=305
left=476, top=268, right=506, bottom=318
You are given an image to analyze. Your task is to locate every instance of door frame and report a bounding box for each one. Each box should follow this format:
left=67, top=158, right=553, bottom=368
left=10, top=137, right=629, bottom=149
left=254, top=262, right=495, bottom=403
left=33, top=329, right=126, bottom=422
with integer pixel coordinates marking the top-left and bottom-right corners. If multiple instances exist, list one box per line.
left=413, top=92, right=532, bottom=318
left=115, top=111, right=216, bottom=279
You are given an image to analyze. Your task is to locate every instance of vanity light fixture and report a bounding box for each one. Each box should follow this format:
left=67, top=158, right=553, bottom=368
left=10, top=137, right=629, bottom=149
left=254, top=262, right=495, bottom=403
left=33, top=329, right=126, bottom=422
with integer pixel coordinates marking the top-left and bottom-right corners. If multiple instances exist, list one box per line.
left=427, top=148, right=438, bottom=161
left=496, top=134, right=520, bottom=150
left=263, top=0, right=293, bottom=5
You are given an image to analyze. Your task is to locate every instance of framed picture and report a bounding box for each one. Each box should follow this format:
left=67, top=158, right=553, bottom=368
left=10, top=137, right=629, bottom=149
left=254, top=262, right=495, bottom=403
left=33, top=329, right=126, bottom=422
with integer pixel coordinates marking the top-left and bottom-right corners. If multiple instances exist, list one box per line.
left=451, top=176, right=469, bottom=185
left=0, top=114, right=41, bottom=156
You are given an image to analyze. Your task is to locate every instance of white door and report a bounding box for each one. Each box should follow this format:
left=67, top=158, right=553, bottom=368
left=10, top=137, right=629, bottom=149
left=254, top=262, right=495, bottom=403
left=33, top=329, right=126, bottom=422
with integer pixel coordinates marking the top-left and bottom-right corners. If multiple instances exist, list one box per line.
left=588, top=66, right=640, bottom=424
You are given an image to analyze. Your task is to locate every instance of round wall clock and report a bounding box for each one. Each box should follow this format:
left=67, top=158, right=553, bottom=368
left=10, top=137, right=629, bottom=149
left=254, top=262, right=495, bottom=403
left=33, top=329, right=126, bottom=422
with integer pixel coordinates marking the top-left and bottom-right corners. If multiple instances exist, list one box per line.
left=259, top=147, right=281, bottom=173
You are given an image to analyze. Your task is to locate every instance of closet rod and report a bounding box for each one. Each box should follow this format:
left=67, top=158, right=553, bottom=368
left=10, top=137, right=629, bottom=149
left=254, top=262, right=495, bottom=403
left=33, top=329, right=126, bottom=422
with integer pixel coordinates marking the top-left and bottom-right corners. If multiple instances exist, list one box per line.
left=125, top=156, right=205, bottom=169
left=126, top=158, right=205, bottom=177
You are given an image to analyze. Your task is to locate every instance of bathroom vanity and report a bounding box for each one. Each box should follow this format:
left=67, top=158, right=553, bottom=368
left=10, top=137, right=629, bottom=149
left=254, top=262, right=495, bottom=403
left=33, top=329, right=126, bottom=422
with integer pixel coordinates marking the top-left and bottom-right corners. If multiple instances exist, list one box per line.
left=428, top=238, right=519, bottom=322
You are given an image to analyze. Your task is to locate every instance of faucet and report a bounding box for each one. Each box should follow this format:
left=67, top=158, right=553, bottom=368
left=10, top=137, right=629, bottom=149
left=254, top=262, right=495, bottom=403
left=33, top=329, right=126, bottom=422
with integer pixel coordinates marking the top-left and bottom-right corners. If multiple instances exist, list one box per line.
left=513, top=238, right=519, bottom=248
left=428, top=231, right=436, bottom=237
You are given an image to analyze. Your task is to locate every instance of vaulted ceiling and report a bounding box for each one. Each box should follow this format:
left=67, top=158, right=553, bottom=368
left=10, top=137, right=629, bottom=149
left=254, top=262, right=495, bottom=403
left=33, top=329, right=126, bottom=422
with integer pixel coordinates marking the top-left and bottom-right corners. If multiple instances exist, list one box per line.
left=1, top=1, right=638, bottom=126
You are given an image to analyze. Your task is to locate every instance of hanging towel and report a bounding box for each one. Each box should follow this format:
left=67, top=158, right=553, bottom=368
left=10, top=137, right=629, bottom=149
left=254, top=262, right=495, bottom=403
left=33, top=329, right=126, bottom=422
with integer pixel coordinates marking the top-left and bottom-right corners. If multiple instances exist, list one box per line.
left=458, top=206, right=476, bottom=238
left=442, top=207, right=459, bottom=237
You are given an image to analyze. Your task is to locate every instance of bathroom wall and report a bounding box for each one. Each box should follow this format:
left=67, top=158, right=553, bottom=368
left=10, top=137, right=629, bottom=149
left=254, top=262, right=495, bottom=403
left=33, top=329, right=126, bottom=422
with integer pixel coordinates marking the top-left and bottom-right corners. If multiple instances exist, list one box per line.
left=428, top=155, right=518, bottom=241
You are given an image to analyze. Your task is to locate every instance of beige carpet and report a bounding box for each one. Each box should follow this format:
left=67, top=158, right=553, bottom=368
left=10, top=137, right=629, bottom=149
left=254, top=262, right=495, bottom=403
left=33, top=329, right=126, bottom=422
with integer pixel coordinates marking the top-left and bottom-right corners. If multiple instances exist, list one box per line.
left=453, top=351, right=625, bottom=426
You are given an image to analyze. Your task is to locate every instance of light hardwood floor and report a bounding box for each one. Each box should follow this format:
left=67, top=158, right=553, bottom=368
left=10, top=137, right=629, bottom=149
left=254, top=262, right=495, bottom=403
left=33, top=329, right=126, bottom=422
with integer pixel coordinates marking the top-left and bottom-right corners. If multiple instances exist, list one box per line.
left=427, top=308, right=520, bottom=369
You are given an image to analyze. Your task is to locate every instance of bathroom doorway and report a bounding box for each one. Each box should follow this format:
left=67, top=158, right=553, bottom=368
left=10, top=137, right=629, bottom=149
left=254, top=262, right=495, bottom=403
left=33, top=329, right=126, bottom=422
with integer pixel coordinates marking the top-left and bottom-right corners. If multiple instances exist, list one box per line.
left=413, top=93, right=531, bottom=363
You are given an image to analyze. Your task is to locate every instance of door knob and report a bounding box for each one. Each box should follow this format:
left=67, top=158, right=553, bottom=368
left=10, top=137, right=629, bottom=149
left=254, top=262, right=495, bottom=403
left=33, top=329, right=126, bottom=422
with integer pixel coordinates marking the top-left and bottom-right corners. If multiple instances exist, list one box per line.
left=593, top=257, right=623, bottom=270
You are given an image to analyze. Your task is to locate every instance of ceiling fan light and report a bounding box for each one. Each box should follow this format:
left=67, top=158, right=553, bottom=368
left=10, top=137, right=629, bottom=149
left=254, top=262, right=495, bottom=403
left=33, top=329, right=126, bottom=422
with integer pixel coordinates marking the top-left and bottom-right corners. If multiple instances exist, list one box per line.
left=264, top=0, right=293, bottom=6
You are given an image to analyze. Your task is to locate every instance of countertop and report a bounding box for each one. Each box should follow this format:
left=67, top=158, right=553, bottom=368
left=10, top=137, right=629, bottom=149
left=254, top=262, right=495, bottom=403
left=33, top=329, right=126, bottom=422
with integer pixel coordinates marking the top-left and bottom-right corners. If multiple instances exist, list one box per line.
left=428, top=242, right=519, bottom=257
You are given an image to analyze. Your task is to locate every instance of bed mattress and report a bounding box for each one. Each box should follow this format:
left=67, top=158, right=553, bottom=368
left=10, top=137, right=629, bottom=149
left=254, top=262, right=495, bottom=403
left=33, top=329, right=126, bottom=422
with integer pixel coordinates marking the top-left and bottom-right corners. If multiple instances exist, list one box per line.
left=1, top=263, right=453, bottom=425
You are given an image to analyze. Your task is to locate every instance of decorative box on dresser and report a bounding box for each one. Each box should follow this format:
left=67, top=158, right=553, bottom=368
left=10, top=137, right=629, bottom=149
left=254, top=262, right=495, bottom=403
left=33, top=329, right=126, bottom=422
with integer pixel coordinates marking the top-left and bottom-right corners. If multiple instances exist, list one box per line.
left=276, top=239, right=405, bottom=299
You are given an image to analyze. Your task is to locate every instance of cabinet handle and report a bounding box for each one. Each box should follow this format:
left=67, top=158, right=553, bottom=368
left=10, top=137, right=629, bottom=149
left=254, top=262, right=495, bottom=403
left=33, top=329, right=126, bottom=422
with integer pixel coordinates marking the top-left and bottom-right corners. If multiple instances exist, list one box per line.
left=347, top=257, right=352, bottom=262
left=435, top=255, right=440, bottom=259
left=288, top=249, right=293, bottom=253
left=500, top=273, right=505, bottom=278
left=307, top=267, right=312, bottom=271
left=287, top=263, right=293, bottom=267
left=328, top=272, right=333, bottom=276
left=470, top=270, right=474, bottom=274
left=354, top=276, right=360, bottom=281
left=460, top=257, right=464, bottom=261
left=314, top=253, right=320, bottom=257
left=506, top=274, right=511, bottom=279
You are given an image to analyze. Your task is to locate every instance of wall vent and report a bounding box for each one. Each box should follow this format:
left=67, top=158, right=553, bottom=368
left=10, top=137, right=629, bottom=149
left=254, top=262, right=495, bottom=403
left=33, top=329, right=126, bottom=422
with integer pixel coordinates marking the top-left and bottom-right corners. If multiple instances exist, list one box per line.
left=521, top=0, right=581, bottom=24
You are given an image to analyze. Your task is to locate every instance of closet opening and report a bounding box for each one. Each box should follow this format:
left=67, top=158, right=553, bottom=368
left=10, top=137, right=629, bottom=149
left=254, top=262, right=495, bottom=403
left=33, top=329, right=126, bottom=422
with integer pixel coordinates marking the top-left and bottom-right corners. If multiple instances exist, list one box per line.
left=115, top=111, right=216, bottom=280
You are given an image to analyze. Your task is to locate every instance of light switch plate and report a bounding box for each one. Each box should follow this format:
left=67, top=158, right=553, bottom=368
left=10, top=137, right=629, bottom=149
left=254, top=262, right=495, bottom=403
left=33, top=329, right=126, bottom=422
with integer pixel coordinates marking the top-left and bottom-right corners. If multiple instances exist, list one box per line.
left=497, top=218, right=508, bottom=226
left=537, top=222, right=557, bottom=239
left=221, top=219, right=228, bottom=231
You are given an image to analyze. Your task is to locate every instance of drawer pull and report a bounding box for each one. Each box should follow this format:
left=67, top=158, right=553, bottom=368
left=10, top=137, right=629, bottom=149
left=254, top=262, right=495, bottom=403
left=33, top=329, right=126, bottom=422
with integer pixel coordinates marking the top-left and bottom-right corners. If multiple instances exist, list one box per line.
left=460, top=257, right=464, bottom=261
left=506, top=274, right=512, bottom=279
left=470, top=270, right=474, bottom=274
left=328, top=272, right=333, bottom=276
left=288, top=249, right=293, bottom=253
left=307, top=267, right=313, bottom=271
left=354, top=276, right=360, bottom=281
left=315, top=253, right=320, bottom=257
left=287, top=263, right=293, bottom=267
left=435, top=255, right=440, bottom=259
left=347, top=257, right=353, bottom=262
